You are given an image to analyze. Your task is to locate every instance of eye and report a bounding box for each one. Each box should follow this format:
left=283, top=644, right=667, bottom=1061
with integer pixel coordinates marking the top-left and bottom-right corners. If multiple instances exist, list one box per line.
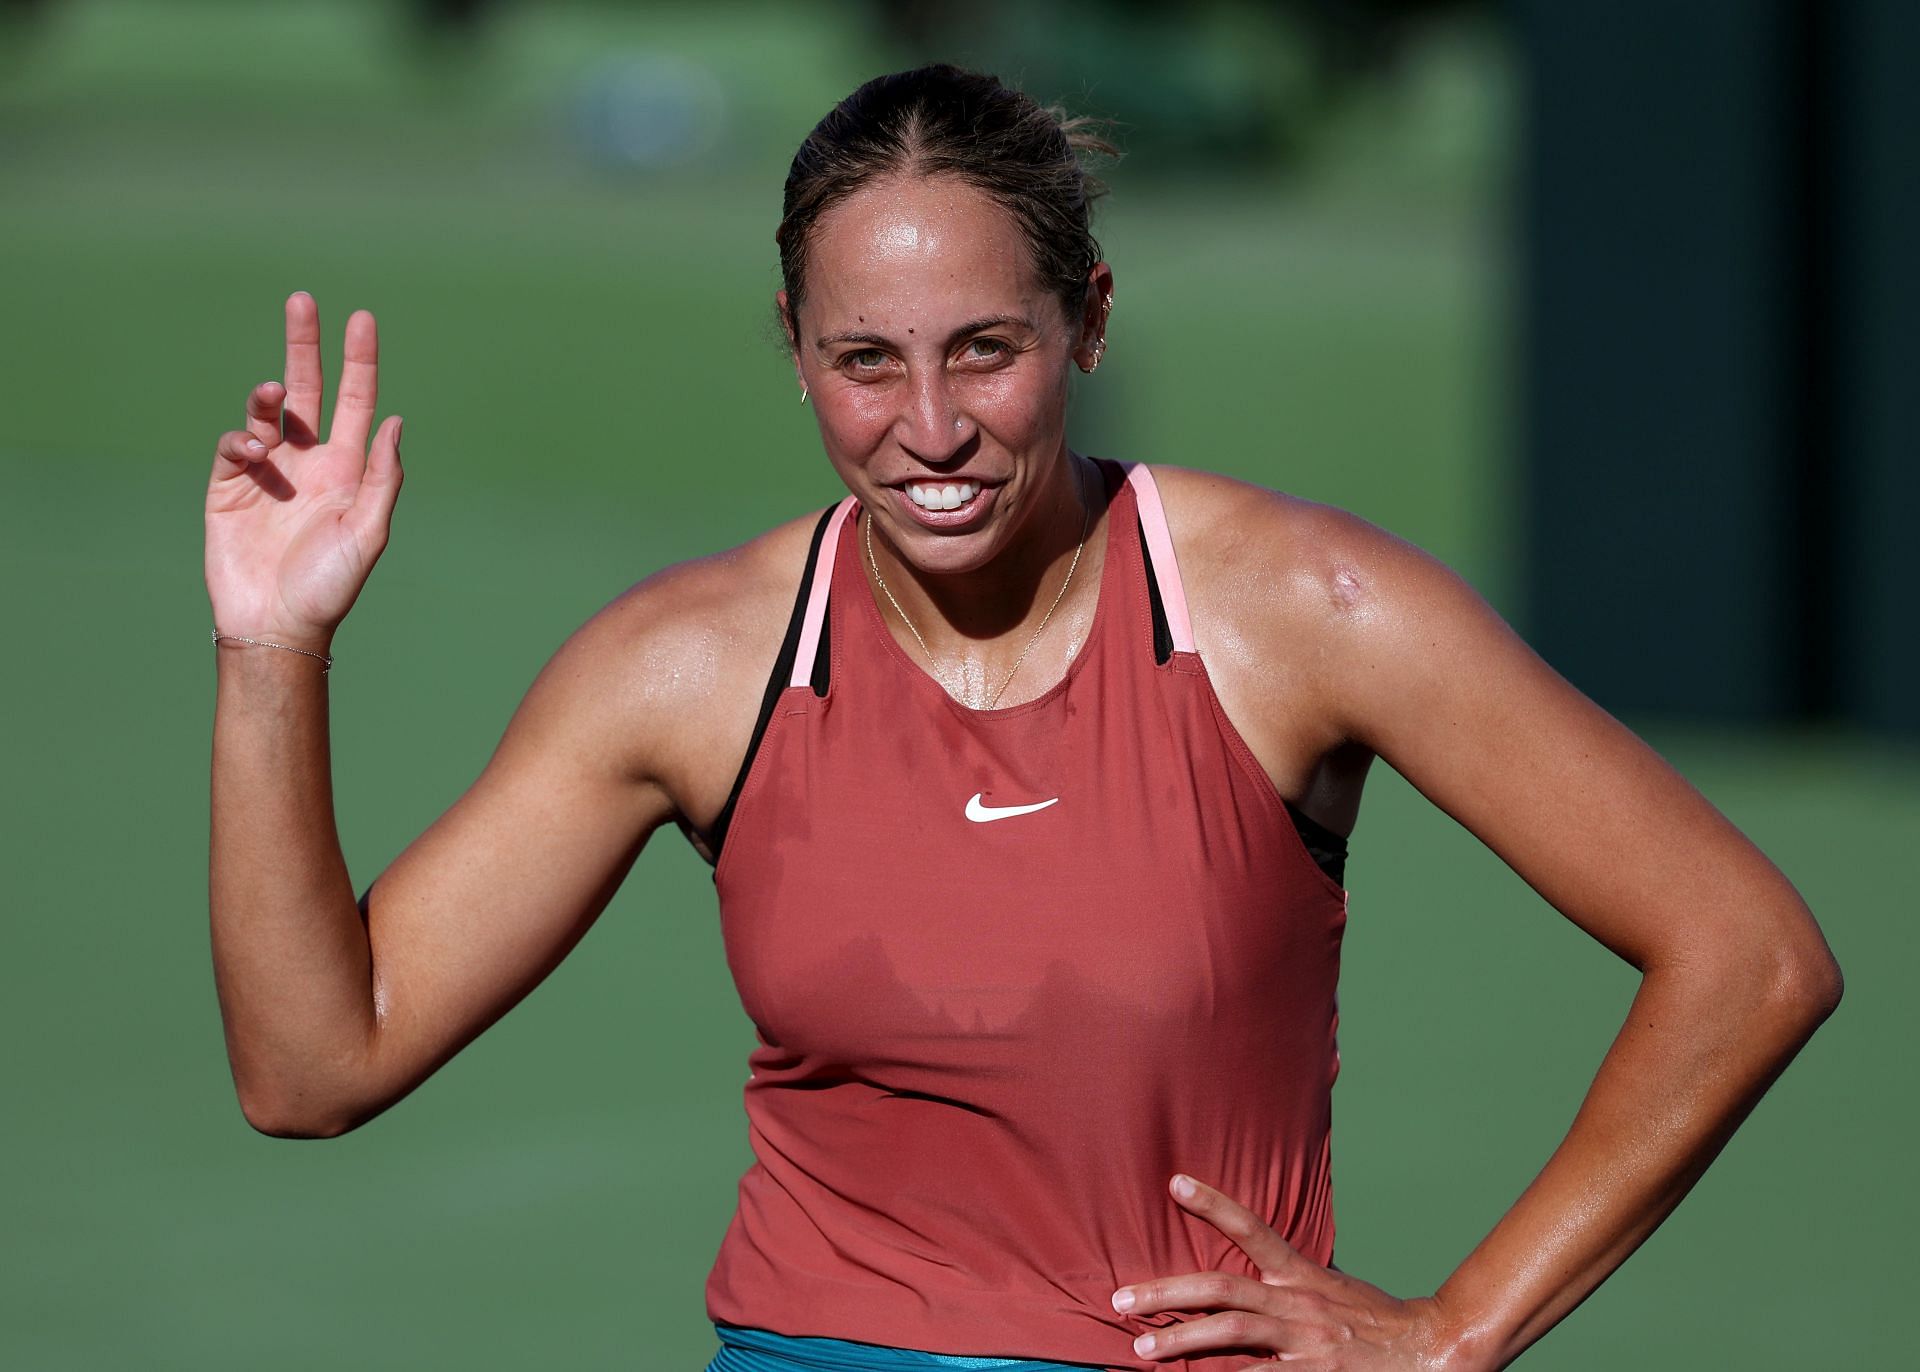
left=842, top=348, right=891, bottom=375
left=961, top=337, right=1010, bottom=363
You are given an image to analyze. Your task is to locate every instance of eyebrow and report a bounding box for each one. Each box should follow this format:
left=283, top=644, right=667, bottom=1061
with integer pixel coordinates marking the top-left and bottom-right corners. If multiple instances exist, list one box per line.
left=814, top=314, right=1036, bottom=350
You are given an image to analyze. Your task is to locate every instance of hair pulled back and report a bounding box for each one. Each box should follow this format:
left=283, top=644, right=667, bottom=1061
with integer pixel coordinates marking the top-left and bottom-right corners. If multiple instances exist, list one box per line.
left=776, top=64, right=1118, bottom=343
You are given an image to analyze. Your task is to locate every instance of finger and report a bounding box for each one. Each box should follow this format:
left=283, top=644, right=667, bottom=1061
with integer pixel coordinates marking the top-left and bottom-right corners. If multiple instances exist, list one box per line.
left=343, top=414, right=404, bottom=549
left=245, top=380, right=286, bottom=447
left=1129, top=1308, right=1290, bottom=1363
left=1168, top=1175, right=1327, bottom=1288
left=211, top=427, right=272, bottom=482
left=327, top=308, right=378, bottom=452
left=283, top=291, right=324, bottom=445
left=1114, top=1269, right=1309, bottom=1321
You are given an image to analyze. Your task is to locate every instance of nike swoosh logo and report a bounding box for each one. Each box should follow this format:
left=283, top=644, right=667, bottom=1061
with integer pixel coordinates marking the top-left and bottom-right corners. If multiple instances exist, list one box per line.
left=965, top=793, right=1060, bottom=823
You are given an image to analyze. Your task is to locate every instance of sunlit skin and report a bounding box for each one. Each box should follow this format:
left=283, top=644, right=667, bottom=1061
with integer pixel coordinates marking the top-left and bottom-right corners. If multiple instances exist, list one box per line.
left=207, top=175, right=1840, bottom=1368
left=779, top=173, right=1114, bottom=677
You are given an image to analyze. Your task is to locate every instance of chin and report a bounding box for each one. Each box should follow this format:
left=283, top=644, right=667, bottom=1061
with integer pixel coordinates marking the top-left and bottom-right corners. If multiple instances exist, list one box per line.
left=882, top=521, right=1006, bottom=578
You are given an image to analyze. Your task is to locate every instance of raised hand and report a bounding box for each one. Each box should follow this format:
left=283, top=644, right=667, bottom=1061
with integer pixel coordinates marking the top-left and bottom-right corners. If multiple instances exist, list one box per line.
left=1111, top=1175, right=1461, bottom=1369
left=205, top=292, right=404, bottom=653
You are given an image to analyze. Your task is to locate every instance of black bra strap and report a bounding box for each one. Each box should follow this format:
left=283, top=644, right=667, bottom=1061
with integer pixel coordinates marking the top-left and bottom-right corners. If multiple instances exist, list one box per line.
left=1137, top=506, right=1347, bottom=885
left=699, top=504, right=837, bottom=865
left=1284, top=801, right=1348, bottom=887
left=1138, top=516, right=1175, bottom=666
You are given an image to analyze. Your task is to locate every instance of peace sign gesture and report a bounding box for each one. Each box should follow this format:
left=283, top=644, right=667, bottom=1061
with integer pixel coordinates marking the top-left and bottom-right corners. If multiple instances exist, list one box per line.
left=204, top=292, right=404, bottom=654
left=1112, top=1175, right=1458, bottom=1369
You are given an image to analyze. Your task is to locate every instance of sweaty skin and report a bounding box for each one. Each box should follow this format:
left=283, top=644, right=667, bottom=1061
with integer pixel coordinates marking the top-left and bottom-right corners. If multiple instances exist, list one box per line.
left=207, top=172, right=1840, bottom=1372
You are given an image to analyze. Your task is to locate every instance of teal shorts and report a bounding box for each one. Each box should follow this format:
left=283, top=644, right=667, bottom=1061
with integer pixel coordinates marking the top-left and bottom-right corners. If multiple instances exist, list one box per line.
left=705, top=1322, right=1110, bottom=1371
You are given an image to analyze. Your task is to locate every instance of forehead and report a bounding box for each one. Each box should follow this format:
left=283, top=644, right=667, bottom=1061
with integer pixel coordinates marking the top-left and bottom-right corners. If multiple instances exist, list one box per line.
left=802, top=174, right=1053, bottom=335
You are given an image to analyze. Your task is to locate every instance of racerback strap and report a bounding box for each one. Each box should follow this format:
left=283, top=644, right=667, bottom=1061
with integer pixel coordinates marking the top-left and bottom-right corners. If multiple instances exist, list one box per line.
left=791, top=497, right=858, bottom=689
left=701, top=499, right=846, bottom=865
left=1126, top=463, right=1195, bottom=654
left=1125, top=462, right=1348, bottom=881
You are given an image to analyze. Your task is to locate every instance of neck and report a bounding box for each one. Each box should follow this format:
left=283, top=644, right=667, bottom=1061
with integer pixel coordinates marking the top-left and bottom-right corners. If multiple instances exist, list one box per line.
left=869, top=448, right=1099, bottom=647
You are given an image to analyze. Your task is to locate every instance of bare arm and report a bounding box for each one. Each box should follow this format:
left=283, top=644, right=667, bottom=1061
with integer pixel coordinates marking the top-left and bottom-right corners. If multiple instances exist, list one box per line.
left=1313, top=510, right=1843, bottom=1368
left=1110, top=483, right=1842, bottom=1369
left=205, top=294, right=685, bottom=1138
left=210, top=602, right=677, bottom=1138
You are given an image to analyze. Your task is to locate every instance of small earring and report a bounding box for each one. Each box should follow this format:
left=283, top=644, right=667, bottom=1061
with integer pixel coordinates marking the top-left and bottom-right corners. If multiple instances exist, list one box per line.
left=799, top=386, right=809, bottom=405
left=1087, top=340, right=1106, bottom=374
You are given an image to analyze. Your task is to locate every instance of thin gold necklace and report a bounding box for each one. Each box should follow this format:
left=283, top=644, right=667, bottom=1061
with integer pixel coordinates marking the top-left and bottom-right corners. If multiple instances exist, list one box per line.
left=865, top=463, right=1093, bottom=710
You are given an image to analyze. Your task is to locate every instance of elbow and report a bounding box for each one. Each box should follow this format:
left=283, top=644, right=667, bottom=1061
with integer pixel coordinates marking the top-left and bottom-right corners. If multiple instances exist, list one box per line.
left=246, top=1115, right=355, bottom=1142
left=1735, top=932, right=1843, bottom=1050
left=1660, top=919, right=1844, bottom=1051
left=228, top=1038, right=389, bottom=1139
left=235, top=1086, right=359, bottom=1141
left=1771, top=943, right=1843, bottom=1029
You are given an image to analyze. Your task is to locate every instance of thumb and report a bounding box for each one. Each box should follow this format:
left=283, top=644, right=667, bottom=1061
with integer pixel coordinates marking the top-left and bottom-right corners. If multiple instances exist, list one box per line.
left=346, top=414, right=404, bottom=549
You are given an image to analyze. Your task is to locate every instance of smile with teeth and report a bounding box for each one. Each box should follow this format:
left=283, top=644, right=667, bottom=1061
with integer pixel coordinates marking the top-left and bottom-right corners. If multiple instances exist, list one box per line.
left=904, top=479, right=982, bottom=510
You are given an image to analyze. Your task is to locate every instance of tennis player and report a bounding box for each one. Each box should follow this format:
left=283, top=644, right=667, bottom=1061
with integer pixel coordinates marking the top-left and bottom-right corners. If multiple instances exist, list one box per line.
left=205, top=65, right=1842, bottom=1372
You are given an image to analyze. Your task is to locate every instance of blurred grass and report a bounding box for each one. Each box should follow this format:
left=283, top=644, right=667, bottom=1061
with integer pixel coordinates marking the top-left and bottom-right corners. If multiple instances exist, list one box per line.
left=1, top=2, right=1905, bottom=1369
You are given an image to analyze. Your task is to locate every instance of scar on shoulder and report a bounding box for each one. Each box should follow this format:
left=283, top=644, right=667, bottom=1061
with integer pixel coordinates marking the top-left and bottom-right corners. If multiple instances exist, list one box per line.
left=1328, top=564, right=1371, bottom=615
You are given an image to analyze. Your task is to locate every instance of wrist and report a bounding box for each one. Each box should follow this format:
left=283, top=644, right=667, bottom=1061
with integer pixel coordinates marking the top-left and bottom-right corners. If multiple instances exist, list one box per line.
left=1420, top=1301, right=1506, bottom=1372
left=212, top=626, right=336, bottom=669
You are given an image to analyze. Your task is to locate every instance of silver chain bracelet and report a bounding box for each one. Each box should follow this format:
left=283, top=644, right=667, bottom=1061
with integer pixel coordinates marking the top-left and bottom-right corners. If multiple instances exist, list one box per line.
left=211, top=628, right=333, bottom=673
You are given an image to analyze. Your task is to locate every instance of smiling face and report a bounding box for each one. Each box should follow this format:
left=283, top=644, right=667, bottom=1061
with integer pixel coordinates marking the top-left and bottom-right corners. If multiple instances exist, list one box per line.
left=782, top=173, right=1109, bottom=580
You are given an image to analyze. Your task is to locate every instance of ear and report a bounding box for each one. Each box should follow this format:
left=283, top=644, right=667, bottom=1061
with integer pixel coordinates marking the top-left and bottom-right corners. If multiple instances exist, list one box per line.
left=776, top=290, right=799, bottom=352
left=1074, top=263, right=1115, bottom=373
left=775, top=289, right=807, bottom=394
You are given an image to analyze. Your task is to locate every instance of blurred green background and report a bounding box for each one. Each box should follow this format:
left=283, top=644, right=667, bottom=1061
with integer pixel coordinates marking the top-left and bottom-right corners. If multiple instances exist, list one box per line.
left=1, top=1, right=1906, bottom=1367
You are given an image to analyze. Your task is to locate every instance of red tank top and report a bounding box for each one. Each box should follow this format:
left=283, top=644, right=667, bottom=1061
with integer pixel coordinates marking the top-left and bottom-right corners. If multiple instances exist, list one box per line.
left=702, top=460, right=1349, bottom=1371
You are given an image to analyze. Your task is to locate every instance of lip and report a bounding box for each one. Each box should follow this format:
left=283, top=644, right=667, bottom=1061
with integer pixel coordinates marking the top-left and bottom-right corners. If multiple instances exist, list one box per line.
left=890, top=479, right=999, bottom=531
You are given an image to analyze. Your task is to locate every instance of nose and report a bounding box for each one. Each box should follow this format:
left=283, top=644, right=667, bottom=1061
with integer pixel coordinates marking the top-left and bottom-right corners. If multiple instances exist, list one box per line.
left=896, top=364, right=975, bottom=464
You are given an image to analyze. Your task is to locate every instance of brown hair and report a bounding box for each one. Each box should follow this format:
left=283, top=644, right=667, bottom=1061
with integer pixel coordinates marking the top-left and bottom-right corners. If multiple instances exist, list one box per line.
left=775, top=64, right=1119, bottom=344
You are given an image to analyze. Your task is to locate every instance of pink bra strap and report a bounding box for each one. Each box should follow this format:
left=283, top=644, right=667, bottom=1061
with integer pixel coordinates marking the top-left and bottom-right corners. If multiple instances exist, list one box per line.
left=790, top=496, right=858, bottom=689
left=1125, top=463, right=1195, bottom=653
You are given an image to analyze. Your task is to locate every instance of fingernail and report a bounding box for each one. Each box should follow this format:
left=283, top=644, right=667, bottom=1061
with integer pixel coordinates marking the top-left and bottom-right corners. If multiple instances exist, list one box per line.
left=394, top=417, right=403, bottom=448
left=245, top=439, right=265, bottom=455
left=1172, top=1175, right=1196, bottom=1200
left=1111, top=1288, right=1134, bottom=1312
left=1134, top=1333, right=1156, bottom=1355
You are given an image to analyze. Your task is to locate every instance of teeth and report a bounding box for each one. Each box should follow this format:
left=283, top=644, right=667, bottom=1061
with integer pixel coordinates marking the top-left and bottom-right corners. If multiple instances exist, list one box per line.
left=906, top=480, right=980, bottom=510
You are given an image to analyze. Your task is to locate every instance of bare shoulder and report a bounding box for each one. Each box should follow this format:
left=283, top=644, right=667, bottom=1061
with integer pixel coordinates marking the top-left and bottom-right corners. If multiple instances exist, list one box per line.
left=585, top=507, right=820, bottom=672
left=1143, top=462, right=1514, bottom=816
left=1145, top=462, right=1458, bottom=657
left=1145, top=463, right=1842, bottom=1011
left=524, top=507, right=825, bottom=810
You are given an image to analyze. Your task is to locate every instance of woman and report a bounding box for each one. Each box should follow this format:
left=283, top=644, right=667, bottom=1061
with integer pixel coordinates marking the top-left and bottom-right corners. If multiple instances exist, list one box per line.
left=205, top=65, right=1841, bottom=1372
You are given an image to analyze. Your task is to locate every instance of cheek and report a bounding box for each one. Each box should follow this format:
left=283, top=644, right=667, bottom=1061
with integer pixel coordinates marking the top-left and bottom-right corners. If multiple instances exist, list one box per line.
left=963, top=362, right=1066, bottom=439
left=818, top=388, right=896, bottom=452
